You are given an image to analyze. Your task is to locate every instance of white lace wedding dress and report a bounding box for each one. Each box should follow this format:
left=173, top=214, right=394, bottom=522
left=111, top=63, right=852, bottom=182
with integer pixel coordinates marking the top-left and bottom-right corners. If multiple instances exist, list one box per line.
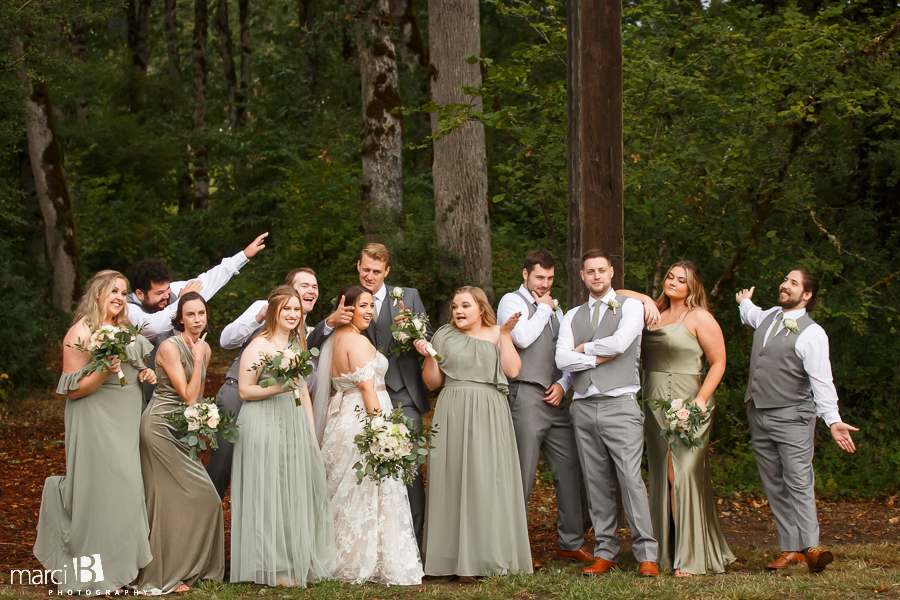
left=319, top=352, right=424, bottom=585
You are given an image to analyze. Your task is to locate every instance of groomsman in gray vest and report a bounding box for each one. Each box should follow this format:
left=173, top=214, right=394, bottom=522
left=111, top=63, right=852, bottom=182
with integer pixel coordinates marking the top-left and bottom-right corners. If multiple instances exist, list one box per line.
left=556, top=250, right=659, bottom=577
left=306, top=243, right=432, bottom=542
left=206, top=267, right=320, bottom=499
left=497, top=249, right=594, bottom=569
left=736, top=268, right=858, bottom=573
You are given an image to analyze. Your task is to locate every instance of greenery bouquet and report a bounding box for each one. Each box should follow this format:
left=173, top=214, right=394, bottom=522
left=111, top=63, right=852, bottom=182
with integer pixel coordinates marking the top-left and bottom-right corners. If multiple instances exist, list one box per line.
left=391, top=303, right=441, bottom=361
left=646, top=397, right=709, bottom=451
left=165, top=398, right=238, bottom=460
left=68, top=324, right=142, bottom=387
left=247, top=342, right=319, bottom=406
left=352, top=407, right=438, bottom=486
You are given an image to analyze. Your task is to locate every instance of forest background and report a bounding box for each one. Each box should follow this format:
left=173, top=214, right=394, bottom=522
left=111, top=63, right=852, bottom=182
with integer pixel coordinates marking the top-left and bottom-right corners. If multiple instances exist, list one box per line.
left=1, top=0, right=898, bottom=496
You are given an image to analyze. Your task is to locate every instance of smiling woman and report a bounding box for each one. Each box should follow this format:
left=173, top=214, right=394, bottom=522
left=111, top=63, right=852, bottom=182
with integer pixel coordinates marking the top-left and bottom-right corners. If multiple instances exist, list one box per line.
left=34, top=270, right=155, bottom=595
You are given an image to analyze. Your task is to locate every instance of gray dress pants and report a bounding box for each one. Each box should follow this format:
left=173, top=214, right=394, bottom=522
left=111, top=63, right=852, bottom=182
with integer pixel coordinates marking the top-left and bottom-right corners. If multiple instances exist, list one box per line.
left=747, top=400, right=819, bottom=551
left=570, top=394, right=658, bottom=563
left=508, top=381, right=585, bottom=551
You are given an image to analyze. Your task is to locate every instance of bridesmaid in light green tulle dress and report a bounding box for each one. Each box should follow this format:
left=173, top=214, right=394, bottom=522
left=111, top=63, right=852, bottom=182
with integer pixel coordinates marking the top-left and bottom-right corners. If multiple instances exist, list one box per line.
left=415, top=286, right=532, bottom=579
left=35, top=271, right=157, bottom=595
left=625, top=261, right=735, bottom=576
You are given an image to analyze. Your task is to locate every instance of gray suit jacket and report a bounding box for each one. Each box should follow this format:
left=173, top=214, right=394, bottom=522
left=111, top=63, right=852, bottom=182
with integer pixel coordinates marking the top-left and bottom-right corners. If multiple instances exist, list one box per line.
left=307, top=286, right=433, bottom=415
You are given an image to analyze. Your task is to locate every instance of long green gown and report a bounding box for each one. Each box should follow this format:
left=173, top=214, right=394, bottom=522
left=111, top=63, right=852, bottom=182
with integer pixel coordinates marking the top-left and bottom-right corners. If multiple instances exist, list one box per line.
left=230, top=341, right=334, bottom=587
left=35, top=335, right=154, bottom=595
left=642, top=320, right=735, bottom=574
left=422, top=325, right=532, bottom=577
left=135, top=336, right=224, bottom=593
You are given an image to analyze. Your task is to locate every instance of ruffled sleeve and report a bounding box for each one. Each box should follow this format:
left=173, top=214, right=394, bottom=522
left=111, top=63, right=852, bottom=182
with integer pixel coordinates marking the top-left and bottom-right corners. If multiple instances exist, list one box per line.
left=432, top=325, right=509, bottom=395
left=124, top=334, right=153, bottom=370
left=56, top=364, right=93, bottom=394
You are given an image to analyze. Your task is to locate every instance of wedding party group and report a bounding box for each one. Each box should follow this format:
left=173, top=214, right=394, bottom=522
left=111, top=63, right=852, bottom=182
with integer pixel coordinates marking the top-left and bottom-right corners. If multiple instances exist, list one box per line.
left=33, top=234, right=859, bottom=595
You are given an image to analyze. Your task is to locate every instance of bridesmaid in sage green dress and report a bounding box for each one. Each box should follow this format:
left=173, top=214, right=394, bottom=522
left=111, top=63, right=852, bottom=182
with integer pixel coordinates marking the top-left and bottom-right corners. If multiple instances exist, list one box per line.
left=233, top=285, right=334, bottom=587
left=415, top=286, right=532, bottom=580
left=625, top=261, right=735, bottom=575
left=136, top=292, right=225, bottom=593
left=35, top=271, right=157, bottom=595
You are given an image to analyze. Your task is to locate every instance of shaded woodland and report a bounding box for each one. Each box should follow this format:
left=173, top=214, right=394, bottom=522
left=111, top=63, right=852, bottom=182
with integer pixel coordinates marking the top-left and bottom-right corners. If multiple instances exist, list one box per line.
left=1, top=0, right=899, bottom=494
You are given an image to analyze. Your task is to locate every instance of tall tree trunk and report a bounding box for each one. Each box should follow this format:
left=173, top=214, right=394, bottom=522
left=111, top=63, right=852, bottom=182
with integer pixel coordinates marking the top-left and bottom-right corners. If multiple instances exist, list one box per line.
left=237, top=0, right=250, bottom=127
left=13, top=39, right=81, bottom=312
left=355, top=0, right=403, bottom=237
left=71, top=19, right=89, bottom=123
left=217, top=0, right=238, bottom=129
left=298, top=0, right=318, bottom=93
left=165, top=0, right=181, bottom=77
left=388, top=0, right=427, bottom=72
left=127, top=0, right=154, bottom=71
left=192, top=0, right=209, bottom=209
left=428, top=0, right=492, bottom=295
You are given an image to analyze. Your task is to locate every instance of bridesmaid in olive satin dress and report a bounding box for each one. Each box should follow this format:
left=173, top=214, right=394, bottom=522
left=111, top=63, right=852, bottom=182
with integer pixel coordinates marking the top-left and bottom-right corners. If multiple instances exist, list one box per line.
left=623, top=261, right=735, bottom=576
left=136, top=293, right=225, bottom=593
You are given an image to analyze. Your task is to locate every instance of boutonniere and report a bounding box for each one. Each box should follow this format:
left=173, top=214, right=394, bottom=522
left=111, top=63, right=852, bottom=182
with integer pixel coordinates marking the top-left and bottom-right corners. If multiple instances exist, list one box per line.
left=783, top=318, right=799, bottom=336
left=607, top=299, right=621, bottom=315
left=389, top=286, right=405, bottom=307
left=552, top=298, right=561, bottom=311
left=305, top=325, right=314, bottom=336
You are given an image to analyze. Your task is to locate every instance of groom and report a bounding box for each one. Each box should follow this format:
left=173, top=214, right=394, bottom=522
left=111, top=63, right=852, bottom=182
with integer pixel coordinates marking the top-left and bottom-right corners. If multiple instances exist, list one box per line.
left=307, top=243, right=432, bottom=542
left=497, top=249, right=593, bottom=569
left=555, top=249, right=659, bottom=577
left=736, top=268, right=858, bottom=574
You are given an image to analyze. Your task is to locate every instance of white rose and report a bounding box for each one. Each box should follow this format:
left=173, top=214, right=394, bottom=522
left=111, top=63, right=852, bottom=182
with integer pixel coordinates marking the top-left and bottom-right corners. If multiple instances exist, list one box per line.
left=397, top=332, right=410, bottom=342
left=387, top=437, right=400, bottom=449
left=371, top=416, right=386, bottom=429
left=371, top=441, right=382, bottom=454
left=279, top=357, right=291, bottom=370
left=670, top=398, right=684, bottom=411
left=188, top=420, right=200, bottom=431
left=412, top=318, right=423, bottom=331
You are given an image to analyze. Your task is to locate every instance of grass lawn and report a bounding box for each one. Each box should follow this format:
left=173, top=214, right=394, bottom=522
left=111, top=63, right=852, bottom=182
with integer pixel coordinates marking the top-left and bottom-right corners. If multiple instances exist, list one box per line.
left=3, top=544, right=898, bottom=600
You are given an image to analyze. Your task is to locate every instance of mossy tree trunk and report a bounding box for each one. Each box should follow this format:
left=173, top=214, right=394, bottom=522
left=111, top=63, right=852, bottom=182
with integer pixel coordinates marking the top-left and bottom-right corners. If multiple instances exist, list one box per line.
left=428, top=0, right=493, bottom=297
left=354, top=0, right=403, bottom=239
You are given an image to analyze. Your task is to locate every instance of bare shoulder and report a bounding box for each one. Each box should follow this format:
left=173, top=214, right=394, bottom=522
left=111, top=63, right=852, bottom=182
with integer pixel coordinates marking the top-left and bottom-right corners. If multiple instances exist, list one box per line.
left=64, top=319, right=91, bottom=347
left=488, top=325, right=501, bottom=345
left=685, top=308, right=722, bottom=337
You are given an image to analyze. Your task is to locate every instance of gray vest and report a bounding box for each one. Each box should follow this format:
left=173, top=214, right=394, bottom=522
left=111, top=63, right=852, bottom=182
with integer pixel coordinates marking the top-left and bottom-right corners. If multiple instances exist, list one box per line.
left=745, top=311, right=816, bottom=408
left=508, top=290, right=562, bottom=390
left=225, top=325, right=265, bottom=382
left=571, top=295, right=641, bottom=396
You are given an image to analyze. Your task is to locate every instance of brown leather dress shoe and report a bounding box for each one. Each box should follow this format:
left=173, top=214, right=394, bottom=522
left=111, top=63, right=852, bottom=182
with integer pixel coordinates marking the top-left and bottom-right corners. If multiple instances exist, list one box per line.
left=765, top=551, right=806, bottom=571
left=582, top=557, right=617, bottom=576
left=638, top=562, right=659, bottom=577
left=557, top=547, right=595, bottom=563
left=804, top=547, right=834, bottom=573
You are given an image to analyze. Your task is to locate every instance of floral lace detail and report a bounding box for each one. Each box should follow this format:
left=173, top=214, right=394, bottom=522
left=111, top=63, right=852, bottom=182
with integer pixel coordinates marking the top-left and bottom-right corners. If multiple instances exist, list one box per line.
left=332, top=354, right=383, bottom=389
left=320, top=351, right=423, bottom=585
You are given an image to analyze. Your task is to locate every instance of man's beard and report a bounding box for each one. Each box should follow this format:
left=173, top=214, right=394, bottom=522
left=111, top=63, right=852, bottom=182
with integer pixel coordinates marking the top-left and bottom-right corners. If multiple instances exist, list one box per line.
left=779, top=289, right=804, bottom=310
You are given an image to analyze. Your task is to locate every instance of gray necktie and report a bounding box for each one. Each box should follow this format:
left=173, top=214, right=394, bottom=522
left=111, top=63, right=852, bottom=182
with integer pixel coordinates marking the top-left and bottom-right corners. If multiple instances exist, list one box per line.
left=591, top=302, right=601, bottom=332
left=765, top=318, right=781, bottom=345
left=373, top=298, right=379, bottom=323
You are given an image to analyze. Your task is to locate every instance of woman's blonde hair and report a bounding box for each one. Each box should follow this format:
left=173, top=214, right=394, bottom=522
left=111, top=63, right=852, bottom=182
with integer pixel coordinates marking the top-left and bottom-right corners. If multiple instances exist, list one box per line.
left=450, top=286, right=497, bottom=329
left=260, top=285, right=307, bottom=349
left=655, top=260, right=708, bottom=312
left=72, top=270, right=132, bottom=329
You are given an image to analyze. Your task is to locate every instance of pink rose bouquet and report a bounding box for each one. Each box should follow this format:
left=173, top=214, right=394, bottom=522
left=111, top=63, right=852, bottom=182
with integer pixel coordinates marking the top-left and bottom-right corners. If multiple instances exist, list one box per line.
left=247, top=342, right=319, bottom=406
left=165, top=398, right=238, bottom=460
left=645, top=396, right=708, bottom=451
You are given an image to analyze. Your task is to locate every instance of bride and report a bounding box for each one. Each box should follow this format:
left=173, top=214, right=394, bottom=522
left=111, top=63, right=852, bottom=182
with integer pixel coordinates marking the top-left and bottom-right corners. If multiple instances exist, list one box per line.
left=313, top=284, right=424, bottom=585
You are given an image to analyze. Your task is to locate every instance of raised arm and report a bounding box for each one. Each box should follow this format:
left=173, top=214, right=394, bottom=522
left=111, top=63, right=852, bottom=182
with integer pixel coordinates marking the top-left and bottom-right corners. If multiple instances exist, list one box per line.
left=414, top=339, right=444, bottom=390
left=616, top=289, right=660, bottom=328
left=498, top=316, right=522, bottom=379
left=221, top=300, right=268, bottom=349
left=498, top=292, right=550, bottom=349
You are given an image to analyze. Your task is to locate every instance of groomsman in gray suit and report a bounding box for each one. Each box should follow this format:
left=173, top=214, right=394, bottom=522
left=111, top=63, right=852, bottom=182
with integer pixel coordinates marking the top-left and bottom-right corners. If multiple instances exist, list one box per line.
left=497, top=249, right=594, bottom=569
left=205, top=267, right=320, bottom=499
left=736, top=268, right=858, bottom=573
left=556, top=249, right=659, bottom=577
left=306, top=243, right=432, bottom=542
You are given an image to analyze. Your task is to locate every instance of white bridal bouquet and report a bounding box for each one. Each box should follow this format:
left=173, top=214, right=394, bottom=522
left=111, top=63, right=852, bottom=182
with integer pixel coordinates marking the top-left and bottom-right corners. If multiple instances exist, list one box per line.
left=352, top=407, right=438, bottom=486
left=247, top=342, right=319, bottom=406
left=165, top=398, right=238, bottom=460
left=68, top=324, right=142, bottom=386
left=645, top=397, right=709, bottom=451
left=389, top=300, right=441, bottom=361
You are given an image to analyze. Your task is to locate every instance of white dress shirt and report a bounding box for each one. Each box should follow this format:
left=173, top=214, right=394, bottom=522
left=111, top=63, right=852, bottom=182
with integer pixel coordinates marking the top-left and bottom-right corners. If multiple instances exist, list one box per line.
left=220, top=300, right=311, bottom=349
left=323, top=283, right=388, bottom=337
left=128, top=251, right=249, bottom=342
left=497, top=284, right=571, bottom=391
left=556, top=289, right=643, bottom=400
left=739, top=299, right=842, bottom=426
